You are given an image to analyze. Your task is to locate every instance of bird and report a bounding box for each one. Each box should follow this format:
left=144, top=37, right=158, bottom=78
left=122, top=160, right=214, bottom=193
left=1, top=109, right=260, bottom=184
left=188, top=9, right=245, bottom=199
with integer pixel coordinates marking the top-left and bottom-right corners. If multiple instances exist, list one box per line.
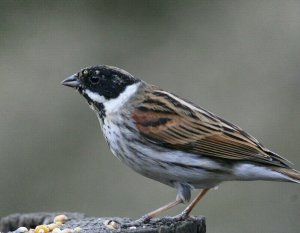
left=62, top=65, right=300, bottom=226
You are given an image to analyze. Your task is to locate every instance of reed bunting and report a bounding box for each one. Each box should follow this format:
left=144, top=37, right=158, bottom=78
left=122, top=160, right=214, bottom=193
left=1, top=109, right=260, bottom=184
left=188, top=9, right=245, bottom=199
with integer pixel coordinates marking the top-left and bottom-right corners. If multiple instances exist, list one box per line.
left=62, top=65, right=300, bottom=225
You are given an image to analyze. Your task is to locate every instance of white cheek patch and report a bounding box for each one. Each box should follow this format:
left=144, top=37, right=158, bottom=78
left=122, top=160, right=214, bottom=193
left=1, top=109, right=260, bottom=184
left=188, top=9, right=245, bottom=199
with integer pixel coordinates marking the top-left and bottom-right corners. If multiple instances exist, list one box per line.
left=104, top=82, right=140, bottom=113
left=85, top=90, right=106, bottom=103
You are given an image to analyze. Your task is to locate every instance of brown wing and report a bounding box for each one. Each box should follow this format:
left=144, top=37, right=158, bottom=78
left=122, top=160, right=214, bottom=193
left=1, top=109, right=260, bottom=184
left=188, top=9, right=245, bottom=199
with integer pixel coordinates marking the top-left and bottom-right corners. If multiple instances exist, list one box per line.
left=132, top=88, right=290, bottom=168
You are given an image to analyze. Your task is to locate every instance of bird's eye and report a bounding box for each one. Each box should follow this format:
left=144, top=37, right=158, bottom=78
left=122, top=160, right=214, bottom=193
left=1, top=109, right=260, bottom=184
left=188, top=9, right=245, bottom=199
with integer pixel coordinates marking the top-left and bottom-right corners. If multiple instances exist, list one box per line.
left=90, top=76, right=100, bottom=84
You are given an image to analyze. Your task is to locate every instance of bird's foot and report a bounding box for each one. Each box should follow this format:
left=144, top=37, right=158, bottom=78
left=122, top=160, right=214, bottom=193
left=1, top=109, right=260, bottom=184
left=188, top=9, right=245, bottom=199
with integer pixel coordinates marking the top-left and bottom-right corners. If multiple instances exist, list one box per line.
left=120, top=214, right=152, bottom=228
left=111, top=212, right=191, bottom=229
left=149, top=211, right=190, bottom=224
left=172, top=210, right=190, bottom=221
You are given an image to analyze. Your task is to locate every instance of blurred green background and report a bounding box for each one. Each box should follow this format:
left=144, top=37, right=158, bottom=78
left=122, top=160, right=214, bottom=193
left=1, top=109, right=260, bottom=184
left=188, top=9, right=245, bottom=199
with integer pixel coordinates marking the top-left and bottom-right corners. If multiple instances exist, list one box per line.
left=0, top=1, right=299, bottom=232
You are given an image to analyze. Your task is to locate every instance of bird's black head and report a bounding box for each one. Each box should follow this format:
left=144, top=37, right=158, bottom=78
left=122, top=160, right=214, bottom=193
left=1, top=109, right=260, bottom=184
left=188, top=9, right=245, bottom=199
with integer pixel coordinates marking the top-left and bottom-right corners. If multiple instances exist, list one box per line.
left=62, top=65, right=140, bottom=111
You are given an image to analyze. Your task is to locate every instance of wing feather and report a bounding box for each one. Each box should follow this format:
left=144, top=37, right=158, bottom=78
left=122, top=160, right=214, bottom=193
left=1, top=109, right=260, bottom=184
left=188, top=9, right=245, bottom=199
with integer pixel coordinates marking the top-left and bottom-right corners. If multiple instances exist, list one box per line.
left=132, top=88, right=290, bottom=168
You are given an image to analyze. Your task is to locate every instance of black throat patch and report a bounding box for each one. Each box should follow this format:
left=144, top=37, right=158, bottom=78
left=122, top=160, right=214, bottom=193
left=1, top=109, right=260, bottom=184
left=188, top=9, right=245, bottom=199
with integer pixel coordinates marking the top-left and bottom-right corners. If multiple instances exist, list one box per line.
left=94, top=102, right=106, bottom=121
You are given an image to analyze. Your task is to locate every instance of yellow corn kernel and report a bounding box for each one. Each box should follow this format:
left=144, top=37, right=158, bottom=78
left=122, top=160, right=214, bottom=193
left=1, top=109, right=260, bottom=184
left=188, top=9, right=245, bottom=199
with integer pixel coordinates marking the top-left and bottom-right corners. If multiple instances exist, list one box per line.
left=34, top=225, right=49, bottom=233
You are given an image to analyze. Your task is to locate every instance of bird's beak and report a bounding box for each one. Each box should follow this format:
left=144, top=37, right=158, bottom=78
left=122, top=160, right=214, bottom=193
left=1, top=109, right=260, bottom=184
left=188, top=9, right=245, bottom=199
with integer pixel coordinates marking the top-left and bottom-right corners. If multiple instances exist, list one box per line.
left=61, top=74, right=80, bottom=88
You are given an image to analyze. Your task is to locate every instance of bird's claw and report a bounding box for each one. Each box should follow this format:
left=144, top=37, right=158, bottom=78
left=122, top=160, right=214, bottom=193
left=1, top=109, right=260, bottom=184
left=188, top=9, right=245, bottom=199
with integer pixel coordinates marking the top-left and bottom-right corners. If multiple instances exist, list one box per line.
left=118, top=211, right=190, bottom=229
left=120, top=215, right=151, bottom=228
left=148, top=211, right=190, bottom=223
left=156, top=211, right=190, bottom=223
left=172, top=210, right=189, bottom=221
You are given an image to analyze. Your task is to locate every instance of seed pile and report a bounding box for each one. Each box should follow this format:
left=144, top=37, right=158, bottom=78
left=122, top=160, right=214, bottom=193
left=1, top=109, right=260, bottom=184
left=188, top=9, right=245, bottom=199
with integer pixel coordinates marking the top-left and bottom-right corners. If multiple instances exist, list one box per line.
left=13, top=215, right=81, bottom=233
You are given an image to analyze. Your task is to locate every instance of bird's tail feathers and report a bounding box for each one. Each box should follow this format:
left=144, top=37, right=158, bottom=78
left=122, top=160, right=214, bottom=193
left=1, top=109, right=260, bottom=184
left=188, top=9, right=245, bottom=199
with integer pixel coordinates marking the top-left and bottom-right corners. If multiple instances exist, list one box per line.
left=273, top=167, right=300, bottom=184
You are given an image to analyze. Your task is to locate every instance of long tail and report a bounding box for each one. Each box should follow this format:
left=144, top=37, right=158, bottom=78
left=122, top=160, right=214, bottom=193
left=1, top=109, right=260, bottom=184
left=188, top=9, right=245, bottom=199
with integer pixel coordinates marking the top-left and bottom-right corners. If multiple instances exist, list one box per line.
left=273, top=167, right=300, bottom=184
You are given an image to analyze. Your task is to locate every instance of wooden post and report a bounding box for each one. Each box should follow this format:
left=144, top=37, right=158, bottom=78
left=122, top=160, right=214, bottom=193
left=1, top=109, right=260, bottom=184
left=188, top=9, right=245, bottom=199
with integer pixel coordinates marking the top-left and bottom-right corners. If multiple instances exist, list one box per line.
left=0, top=212, right=206, bottom=233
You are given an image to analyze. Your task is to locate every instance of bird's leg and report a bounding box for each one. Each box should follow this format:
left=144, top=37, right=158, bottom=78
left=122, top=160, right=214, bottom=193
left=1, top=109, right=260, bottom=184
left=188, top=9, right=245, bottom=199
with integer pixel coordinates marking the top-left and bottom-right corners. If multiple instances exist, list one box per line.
left=143, top=198, right=183, bottom=220
left=121, top=198, right=183, bottom=228
left=173, top=188, right=210, bottom=220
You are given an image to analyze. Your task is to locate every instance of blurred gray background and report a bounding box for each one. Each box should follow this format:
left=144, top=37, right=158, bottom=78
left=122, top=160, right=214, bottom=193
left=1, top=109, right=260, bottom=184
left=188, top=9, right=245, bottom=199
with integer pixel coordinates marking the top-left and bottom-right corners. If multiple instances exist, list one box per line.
left=1, top=1, right=300, bottom=232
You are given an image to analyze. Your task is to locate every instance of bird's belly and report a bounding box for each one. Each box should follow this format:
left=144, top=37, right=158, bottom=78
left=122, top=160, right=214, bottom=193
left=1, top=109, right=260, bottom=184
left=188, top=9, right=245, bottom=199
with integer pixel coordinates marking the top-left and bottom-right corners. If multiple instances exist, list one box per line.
left=129, top=158, right=226, bottom=189
left=107, top=133, right=230, bottom=187
left=101, top=119, right=234, bottom=189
